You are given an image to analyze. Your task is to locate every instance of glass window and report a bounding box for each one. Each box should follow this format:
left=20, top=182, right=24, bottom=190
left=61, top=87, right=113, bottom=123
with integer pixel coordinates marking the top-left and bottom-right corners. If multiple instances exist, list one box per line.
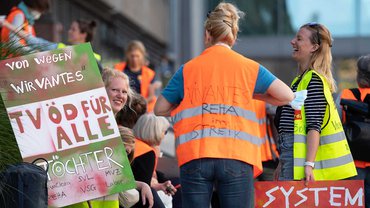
left=286, top=0, right=370, bottom=37
left=206, top=0, right=370, bottom=37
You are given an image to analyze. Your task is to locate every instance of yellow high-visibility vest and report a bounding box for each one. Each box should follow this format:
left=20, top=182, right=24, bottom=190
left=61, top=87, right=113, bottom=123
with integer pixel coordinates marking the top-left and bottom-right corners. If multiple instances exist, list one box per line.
left=293, top=70, right=357, bottom=180
left=64, top=194, right=119, bottom=208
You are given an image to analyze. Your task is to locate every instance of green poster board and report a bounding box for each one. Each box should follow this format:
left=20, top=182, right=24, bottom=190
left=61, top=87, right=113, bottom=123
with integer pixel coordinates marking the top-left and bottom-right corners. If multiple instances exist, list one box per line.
left=0, top=43, right=135, bottom=207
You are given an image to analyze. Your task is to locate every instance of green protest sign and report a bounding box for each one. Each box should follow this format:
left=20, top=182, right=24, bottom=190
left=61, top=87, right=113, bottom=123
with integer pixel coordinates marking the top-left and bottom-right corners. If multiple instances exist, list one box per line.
left=0, top=43, right=135, bottom=207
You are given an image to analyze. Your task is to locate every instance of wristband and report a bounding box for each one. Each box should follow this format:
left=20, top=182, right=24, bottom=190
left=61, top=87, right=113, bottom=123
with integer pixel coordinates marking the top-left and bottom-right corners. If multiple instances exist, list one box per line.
left=304, top=161, right=315, bottom=169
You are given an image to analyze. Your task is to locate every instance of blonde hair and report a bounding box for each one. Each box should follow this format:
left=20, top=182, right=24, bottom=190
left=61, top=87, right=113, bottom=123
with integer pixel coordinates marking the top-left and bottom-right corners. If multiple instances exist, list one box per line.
left=205, top=2, right=245, bottom=46
left=125, top=40, right=147, bottom=65
left=118, top=126, right=135, bottom=163
left=102, top=67, right=134, bottom=110
left=133, top=114, right=170, bottom=146
left=302, top=23, right=336, bottom=92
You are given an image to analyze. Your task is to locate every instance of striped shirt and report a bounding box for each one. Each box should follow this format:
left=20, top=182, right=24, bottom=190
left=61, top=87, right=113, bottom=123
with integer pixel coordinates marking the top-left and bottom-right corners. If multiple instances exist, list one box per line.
left=278, top=73, right=327, bottom=134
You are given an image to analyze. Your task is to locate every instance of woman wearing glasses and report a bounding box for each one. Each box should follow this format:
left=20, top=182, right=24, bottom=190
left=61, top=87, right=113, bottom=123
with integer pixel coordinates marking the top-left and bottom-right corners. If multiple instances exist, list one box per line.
left=274, top=23, right=357, bottom=182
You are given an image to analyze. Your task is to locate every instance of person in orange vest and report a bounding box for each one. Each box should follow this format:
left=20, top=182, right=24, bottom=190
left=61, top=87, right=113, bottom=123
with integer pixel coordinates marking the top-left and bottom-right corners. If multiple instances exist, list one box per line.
left=114, top=41, right=157, bottom=113
left=1, top=0, right=49, bottom=45
left=255, top=100, right=279, bottom=181
left=132, top=114, right=176, bottom=208
left=118, top=126, right=154, bottom=208
left=154, top=2, right=306, bottom=207
left=338, top=55, right=370, bottom=207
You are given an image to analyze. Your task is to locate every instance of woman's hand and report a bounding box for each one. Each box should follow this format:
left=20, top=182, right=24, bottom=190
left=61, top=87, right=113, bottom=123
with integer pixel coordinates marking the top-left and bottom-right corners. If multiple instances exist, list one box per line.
left=152, top=180, right=177, bottom=196
left=137, top=181, right=154, bottom=208
left=304, top=165, right=315, bottom=186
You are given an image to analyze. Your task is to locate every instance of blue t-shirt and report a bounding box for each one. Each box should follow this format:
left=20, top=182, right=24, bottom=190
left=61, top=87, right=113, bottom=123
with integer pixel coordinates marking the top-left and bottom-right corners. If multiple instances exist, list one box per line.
left=162, top=64, right=276, bottom=104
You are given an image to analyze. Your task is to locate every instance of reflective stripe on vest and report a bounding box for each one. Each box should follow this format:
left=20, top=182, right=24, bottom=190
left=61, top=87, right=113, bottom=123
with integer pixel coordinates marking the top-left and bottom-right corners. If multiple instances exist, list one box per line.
left=172, top=104, right=261, bottom=124
left=293, top=70, right=357, bottom=180
left=1, top=7, right=35, bottom=45
left=171, top=45, right=263, bottom=177
left=114, top=62, right=156, bottom=112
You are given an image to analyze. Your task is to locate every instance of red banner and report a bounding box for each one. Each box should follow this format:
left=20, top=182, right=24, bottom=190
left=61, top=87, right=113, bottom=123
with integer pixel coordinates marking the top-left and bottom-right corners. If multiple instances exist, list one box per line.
left=255, top=180, right=364, bottom=208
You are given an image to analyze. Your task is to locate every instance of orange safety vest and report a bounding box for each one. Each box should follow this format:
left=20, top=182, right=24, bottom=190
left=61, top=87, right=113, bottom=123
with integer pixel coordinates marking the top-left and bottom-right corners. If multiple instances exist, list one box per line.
left=171, top=45, right=264, bottom=177
left=254, top=100, right=279, bottom=162
left=340, top=88, right=370, bottom=168
left=114, top=62, right=157, bottom=112
left=133, top=139, right=158, bottom=172
left=1, top=7, right=36, bottom=45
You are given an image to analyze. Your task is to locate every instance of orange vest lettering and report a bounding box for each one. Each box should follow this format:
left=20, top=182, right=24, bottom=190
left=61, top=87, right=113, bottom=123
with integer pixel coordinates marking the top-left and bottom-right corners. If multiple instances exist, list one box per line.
left=340, top=88, right=370, bottom=168
left=171, top=45, right=264, bottom=177
left=114, top=62, right=156, bottom=112
left=1, top=7, right=36, bottom=45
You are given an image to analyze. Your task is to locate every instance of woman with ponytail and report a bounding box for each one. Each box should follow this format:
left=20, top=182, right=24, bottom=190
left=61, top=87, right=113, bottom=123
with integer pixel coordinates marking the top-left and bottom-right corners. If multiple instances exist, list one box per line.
left=275, top=23, right=357, bottom=182
left=155, top=2, right=306, bottom=208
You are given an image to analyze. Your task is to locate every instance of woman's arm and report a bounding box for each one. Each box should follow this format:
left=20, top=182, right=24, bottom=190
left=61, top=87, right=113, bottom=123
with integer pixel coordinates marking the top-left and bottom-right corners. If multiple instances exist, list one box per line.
left=154, top=65, right=184, bottom=116
left=305, top=129, right=320, bottom=183
left=1, top=20, right=29, bottom=39
left=303, top=73, right=327, bottom=184
left=154, top=95, right=177, bottom=116
left=254, top=79, right=295, bottom=105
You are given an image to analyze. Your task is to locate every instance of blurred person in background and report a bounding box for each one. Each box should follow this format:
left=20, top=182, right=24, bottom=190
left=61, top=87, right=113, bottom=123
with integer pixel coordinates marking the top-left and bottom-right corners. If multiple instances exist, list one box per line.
left=337, top=54, right=370, bottom=207
left=154, top=2, right=306, bottom=207
left=274, top=23, right=356, bottom=183
left=0, top=18, right=103, bottom=71
left=1, top=0, right=49, bottom=45
left=115, top=41, right=157, bottom=112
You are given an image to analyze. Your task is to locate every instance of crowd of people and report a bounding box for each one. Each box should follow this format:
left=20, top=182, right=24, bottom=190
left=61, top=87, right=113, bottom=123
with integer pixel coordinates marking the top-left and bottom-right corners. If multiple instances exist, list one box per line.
left=1, top=0, right=369, bottom=208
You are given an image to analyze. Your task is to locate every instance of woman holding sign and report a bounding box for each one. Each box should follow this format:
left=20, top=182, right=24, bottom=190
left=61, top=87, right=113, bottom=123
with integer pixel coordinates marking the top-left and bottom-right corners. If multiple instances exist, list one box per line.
left=274, top=23, right=357, bottom=182
left=154, top=2, right=306, bottom=208
left=66, top=69, right=134, bottom=208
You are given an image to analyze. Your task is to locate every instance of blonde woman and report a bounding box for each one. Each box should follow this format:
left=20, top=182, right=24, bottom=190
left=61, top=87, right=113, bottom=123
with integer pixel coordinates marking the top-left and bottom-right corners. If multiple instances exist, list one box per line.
left=65, top=69, right=133, bottom=208
left=115, top=41, right=157, bottom=112
left=275, top=23, right=357, bottom=182
left=154, top=2, right=306, bottom=207
left=132, top=114, right=175, bottom=208
left=102, top=68, right=134, bottom=116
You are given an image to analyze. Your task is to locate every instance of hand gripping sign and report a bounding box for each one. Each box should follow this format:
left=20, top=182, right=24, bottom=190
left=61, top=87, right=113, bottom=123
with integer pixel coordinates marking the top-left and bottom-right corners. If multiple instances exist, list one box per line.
left=0, top=43, right=135, bottom=207
left=255, top=180, right=364, bottom=208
